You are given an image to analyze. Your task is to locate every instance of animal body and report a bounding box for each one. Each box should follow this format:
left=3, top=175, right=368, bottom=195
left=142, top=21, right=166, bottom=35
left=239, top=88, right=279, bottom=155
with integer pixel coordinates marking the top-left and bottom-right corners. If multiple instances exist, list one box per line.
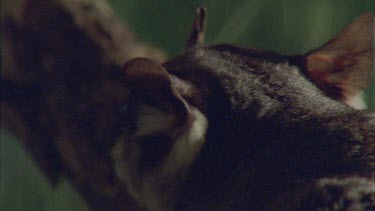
left=112, top=10, right=375, bottom=210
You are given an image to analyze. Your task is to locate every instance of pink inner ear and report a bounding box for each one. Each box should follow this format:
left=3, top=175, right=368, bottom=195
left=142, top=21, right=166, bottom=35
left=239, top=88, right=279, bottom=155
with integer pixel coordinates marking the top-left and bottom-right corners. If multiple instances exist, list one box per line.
left=306, top=54, right=368, bottom=109
left=304, top=13, right=374, bottom=109
left=306, top=54, right=335, bottom=82
left=306, top=54, right=348, bottom=103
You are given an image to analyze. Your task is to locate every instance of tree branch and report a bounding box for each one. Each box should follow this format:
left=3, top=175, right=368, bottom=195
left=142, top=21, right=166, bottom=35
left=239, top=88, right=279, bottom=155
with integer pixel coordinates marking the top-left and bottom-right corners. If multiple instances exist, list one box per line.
left=1, top=0, right=165, bottom=210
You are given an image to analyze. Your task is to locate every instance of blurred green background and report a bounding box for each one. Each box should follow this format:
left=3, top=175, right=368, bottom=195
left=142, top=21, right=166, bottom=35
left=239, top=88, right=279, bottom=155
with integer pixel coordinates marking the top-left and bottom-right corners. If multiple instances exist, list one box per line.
left=1, top=0, right=374, bottom=210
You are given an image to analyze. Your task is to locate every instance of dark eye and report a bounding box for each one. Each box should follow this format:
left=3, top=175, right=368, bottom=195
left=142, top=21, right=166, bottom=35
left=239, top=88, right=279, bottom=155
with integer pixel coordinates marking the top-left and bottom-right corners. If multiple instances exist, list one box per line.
left=138, top=133, right=174, bottom=173
left=121, top=103, right=129, bottom=113
left=120, top=98, right=137, bottom=117
left=120, top=99, right=139, bottom=135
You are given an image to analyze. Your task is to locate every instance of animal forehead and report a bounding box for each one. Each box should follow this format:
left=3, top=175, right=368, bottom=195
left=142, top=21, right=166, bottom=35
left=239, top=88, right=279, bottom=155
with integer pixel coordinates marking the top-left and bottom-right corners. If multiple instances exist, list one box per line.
left=200, top=45, right=291, bottom=65
left=164, top=45, right=292, bottom=72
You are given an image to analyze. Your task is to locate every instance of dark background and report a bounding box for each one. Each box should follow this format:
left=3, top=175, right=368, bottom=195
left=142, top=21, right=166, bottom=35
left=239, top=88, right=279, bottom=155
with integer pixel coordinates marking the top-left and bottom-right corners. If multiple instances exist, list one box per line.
left=1, top=0, right=374, bottom=210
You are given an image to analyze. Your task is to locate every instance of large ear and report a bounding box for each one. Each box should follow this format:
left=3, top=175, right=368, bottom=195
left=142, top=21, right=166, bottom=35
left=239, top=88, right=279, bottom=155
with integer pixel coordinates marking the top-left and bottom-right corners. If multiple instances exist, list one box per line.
left=186, top=8, right=207, bottom=50
left=122, top=57, right=190, bottom=128
left=305, top=13, right=374, bottom=109
left=115, top=58, right=208, bottom=208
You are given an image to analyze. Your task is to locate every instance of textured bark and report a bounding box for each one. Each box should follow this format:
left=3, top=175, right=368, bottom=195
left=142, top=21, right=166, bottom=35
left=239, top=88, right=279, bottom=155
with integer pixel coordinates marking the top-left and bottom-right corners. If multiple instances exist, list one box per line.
left=1, top=0, right=165, bottom=210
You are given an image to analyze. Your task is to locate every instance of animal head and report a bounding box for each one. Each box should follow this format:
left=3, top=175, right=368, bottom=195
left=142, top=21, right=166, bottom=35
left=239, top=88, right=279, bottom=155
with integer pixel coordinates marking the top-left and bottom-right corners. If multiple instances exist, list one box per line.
left=112, top=10, right=374, bottom=210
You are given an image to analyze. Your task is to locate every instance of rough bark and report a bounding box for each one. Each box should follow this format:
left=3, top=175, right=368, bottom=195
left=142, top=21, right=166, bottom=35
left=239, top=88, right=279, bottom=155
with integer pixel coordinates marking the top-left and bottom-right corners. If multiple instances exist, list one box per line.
left=1, top=0, right=165, bottom=210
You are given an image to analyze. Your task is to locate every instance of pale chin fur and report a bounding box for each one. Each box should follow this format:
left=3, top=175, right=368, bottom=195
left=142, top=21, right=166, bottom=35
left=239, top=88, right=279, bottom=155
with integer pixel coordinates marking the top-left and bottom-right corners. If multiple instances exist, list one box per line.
left=112, top=103, right=208, bottom=210
left=345, top=92, right=367, bottom=110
